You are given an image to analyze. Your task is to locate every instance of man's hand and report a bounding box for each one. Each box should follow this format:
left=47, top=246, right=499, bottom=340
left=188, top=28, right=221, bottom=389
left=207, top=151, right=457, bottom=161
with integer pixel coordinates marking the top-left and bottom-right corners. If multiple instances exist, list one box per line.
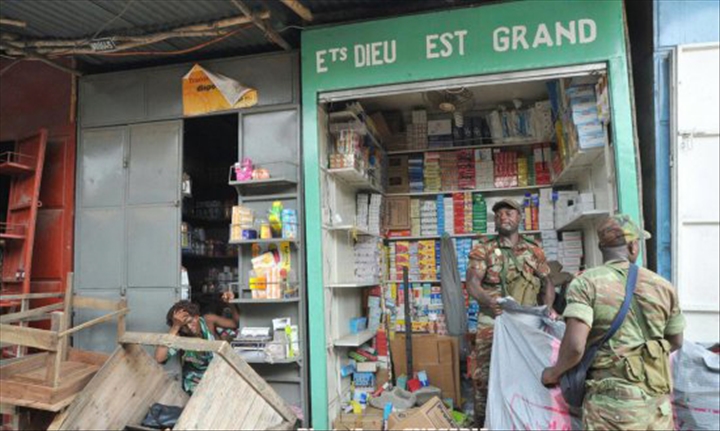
left=488, top=297, right=503, bottom=317
left=221, top=291, right=235, bottom=303
left=172, top=310, right=191, bottom=330
left=541, top=367, right=560, bottom=388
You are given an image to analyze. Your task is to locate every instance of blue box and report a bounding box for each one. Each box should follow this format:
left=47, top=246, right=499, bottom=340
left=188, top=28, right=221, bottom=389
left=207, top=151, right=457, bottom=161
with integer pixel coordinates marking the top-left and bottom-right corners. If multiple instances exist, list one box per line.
left=349, top=317, right=368, bottom=334
left=353, top=372, right=376, bottom=388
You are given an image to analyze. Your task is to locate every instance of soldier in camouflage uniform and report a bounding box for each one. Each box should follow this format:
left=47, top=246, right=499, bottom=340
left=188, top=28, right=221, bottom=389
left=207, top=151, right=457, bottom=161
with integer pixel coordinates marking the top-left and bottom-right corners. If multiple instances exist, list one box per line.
left=466, top=198, right=556, bottom=427
left=542, top=214, right=685, bottom=430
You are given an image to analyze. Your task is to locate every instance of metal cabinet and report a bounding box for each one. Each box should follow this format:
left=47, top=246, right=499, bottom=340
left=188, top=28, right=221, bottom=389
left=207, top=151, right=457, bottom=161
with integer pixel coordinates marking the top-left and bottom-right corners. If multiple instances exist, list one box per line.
left=75, top=121, right=182, bottom=351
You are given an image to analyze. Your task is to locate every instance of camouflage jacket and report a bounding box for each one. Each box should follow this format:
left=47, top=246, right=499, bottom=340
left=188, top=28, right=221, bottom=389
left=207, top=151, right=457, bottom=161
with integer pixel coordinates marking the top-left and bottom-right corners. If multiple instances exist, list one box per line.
left=564, top=260, right=685, bottom=375
left=468, top=235, right=551, bottom=315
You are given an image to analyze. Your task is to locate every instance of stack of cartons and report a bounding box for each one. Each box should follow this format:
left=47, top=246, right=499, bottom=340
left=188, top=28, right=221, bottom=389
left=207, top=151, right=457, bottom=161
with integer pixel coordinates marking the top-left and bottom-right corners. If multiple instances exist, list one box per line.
left=387, top=156, right=409, bottom=194
left=541, top=230, right=559, bottom=262
left=555, top=190, right=580, bottom=228
left=394, top=241, right=410, bottom=281
left=539, top=188, right=555, bottom=231
left=457, top=149, right=475, bottom=189
left=533, top=144, right=553, bottom=185
left=420, top=199, right=438, bottom=237
left=517, top=156, right=529, bottom=187
left=443, top=196, right=454, bottom=235
left=368, top=194, right=383, bottom=235
left=410, top=199, right=421, bottom=237
left=493, top=150, right=518, bottom=188
left=436, top=195, right=445, bottom=235
left=440, top=152, right=458, bottom=191
left=418, top=240, right=437, bottom=281
left=409, top=155, right=424, bottom=192
left=566, top=85, right=606, bottom=150
left=475, top=148, right=494, bottom=188
left=472, top=193, right=488, bottom=233
left=427, top=119, right=453, bottom=149
left=424, top=152, right=441, bottom=192
left=355, top=237, right=382, bottom=283
left=408, top=109, right=428, bottom=150
left=455, top=238, right=473, bottom=278
left=409, top=242, right=421, bottom=280
left=559, top=231, right=583, bottom=273
left=356, top=193, right=370, bottom=231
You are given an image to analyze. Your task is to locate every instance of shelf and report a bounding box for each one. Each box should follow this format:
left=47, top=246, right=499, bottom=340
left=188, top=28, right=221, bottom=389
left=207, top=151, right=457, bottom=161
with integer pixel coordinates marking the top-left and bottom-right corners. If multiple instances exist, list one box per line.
left=325, top=282, right=380, bottom=289
left=552, top=147, right=603, bottom=186
left=328, top=110, right=384, bottom=152
left=243, top=356, right=301, bottom=365
left=0, top=152, right=35, bottom=176
left=230, top=297, right=300, bottom=304
left=264, top=377, right=302, bottom=384
left=182, top=254, right=237, bottom=260
left=323, top=225, right=383, bottom=239
left=182, top=216, right=231, bottom=225
left=333, top=329, right=376, bottom=348
left=386, top=184, right=546, bottom=197
left=385, top=230, right=541, bottom=241
left=386, top=137, right=550, bottom=155
left=324, top=167, right=383, bottom=194
left=557, top=210, right=610, bottom=232
left=228, top=238, right=298, bottom=246
left=229, top=178, right=297, bottom=193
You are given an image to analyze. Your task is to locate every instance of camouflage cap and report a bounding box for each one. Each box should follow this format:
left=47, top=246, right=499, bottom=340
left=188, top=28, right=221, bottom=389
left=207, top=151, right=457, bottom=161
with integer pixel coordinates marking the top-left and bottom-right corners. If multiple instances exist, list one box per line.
left=597, top=214, right=652, bottom=248
left=492, top=198, right=522, bottom=213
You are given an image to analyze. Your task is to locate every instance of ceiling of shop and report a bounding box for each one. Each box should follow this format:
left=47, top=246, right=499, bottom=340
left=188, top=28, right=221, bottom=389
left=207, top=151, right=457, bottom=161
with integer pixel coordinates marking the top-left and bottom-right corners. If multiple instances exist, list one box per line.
left=0, top=0, right=500, bottom=75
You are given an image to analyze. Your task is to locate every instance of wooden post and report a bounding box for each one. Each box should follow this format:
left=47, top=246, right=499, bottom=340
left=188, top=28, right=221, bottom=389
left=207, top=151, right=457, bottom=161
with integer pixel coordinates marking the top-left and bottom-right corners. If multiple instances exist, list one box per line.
left=18, top=298, right=29, bottom=357
left=116, top=297, right=127, bottom=343
left=62, top=273, right=74, bottom=360
left=45, top=311, right=66, bottom=387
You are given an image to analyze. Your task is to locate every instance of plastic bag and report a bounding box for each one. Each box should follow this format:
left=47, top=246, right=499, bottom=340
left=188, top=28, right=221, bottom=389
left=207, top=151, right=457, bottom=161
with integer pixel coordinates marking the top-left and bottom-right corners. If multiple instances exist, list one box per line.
left=486, top=299, right=581, bottom=430
left=672, top=341, right=720, bottom=430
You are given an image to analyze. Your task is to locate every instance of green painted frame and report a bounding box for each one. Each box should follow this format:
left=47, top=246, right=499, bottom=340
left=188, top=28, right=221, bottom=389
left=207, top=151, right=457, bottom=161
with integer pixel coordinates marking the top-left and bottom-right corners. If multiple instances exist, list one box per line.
left=301, top=1, right=638, bottom=427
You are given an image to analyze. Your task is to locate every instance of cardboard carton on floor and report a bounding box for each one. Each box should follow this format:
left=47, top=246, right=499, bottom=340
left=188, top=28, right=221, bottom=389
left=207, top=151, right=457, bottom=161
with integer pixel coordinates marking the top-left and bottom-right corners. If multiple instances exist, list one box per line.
left=388, top=397, right=457, bottom=430
left=333, top=408, right=383, bottom=431
left=390, top=334, right=461, bottom=405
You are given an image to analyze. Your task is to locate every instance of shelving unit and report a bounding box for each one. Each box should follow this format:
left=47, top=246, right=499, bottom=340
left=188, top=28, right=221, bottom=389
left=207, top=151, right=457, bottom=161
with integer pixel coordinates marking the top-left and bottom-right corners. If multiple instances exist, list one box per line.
left=553, top=147, right=604, bottom=186
left=324, top=167, right=383, bottom=193
left=386, top=137, right=548, bottom=155
left=323, top=225, right=383, bottom=238
left=325, top=282, right=380, bottom=289
left=332, top=329, right=376, bottom=347
left=385, top=230, right=542, bottom=241
left=227, top=105, right=308, bottom=426
left=557, top=210, right=610, bottom=232
left=386, top=184, right=545, bottom=197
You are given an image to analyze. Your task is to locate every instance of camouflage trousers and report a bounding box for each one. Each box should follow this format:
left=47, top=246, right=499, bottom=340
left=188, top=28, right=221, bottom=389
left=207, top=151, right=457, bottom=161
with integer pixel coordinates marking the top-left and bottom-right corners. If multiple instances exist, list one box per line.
left=472, top=318, right=495, bottom=426
left=583, top=379, right=674, bottom=430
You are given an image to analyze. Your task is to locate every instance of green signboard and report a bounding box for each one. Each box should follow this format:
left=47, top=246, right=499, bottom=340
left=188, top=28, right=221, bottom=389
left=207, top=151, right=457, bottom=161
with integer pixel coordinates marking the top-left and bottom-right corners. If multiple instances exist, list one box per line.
left=301, top=1, right=639, bottom=428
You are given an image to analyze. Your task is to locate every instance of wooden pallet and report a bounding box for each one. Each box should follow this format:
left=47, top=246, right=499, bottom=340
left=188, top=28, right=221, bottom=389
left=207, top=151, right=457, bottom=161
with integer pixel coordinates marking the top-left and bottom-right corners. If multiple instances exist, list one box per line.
left=52, top=333, right=297, bottom=430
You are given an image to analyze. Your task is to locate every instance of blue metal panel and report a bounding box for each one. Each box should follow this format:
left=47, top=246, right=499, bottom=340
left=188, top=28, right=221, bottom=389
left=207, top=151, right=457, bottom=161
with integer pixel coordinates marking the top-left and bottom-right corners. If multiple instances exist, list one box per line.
left=656, top=1, right=720, bottom=48
left=654, top=51, right=673, bottom=280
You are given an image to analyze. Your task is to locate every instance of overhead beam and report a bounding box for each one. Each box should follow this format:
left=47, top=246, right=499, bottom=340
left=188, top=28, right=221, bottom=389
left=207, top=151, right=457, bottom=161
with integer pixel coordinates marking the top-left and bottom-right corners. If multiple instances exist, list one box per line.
left=230, top=0, right=292, bottom=51
left=279, top=0, right=313, bottom=22
left=0, top=18, right=27, bottom=28
left=0, top=42, right=83, bottom=76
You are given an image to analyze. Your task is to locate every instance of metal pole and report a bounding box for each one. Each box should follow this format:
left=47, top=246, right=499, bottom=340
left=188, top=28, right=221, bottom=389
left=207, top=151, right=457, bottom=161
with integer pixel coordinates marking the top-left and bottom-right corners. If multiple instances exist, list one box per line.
left=403, top=267, right=413, bottom=378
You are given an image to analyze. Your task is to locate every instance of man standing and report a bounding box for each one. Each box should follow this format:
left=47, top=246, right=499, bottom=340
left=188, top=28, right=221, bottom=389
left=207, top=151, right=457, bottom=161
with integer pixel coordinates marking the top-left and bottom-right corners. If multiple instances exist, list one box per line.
left=466, top=198, right=556, bottom=427
left=542, top=214, right=685, bottom=430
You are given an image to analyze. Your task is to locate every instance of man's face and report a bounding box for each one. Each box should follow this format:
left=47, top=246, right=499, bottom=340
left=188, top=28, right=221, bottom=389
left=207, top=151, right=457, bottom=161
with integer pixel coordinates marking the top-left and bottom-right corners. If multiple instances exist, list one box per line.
left=495, top=207, right=521, bottom=235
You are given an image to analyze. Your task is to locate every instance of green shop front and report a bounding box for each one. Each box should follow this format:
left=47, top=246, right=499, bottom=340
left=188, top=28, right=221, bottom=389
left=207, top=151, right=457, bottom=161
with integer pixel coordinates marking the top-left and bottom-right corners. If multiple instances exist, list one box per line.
left=300, top=0, right=641, bottom=427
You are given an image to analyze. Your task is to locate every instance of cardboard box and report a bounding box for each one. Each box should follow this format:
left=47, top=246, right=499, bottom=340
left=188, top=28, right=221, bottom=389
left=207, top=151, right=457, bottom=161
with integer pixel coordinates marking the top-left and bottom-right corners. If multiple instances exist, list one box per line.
left=333, top=408, right=383, bottom=431
left=386, top=197, right=411, bottom=230
left=388, top=397, right=457, bottom=430
left=389, top=334, right=460, bottom=405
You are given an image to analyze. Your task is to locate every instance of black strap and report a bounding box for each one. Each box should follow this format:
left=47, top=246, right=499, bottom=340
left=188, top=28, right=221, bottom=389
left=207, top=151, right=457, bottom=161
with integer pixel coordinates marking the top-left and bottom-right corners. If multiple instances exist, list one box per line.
left=596, top=263, right=639, bottom=348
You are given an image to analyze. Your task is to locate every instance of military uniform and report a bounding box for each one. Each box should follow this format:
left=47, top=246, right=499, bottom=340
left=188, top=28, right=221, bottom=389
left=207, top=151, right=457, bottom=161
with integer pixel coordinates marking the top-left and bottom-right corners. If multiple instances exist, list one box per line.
left=564, top=215, right=685, bottom=430
left=468, top=234, right=551, bottom=424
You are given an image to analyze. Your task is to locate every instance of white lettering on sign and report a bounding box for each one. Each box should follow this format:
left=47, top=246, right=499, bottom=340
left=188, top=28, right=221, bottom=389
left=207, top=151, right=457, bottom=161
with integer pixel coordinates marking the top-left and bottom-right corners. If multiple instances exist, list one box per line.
left=493, top=19, right=598, bottom=52
left=354, top=40, right=396, bottom=67
left=426, top=30, right=468, bottom=59
left=315, top=47, right=349, bottom=73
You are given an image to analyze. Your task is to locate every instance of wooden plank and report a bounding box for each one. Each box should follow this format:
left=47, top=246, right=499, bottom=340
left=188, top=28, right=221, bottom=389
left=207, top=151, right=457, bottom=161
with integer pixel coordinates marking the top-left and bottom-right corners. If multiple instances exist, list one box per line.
left=58, top=308, right=128, bottom=338
left=217, top=343, right=296, bottom=424
left=279, top=0, right=313, bottom=21
left=0, top=392, right=77, bottom=412
left=56, top=344, right=182, bottom=430
left=0, top=303, right=63, bottom=324
left=119, top=332, right=226, bottom=353
left=0, top=352, right=48, bottom=379
left=0, top=293, right=63, bottom=301
left=175, top=358, right=259, bottom=430
left=47, top=407, right=70, bottom=431
left=116, top=298, right=127, bottom=342
left=72, top=296, right=122, bottom=312
left=45, top=312, right=65, bottom=387
left=61, top=273, right=73, bottom=361
left=66, top=349, right=109, bottom=367
left=0, top=324, right=58, bottom=351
